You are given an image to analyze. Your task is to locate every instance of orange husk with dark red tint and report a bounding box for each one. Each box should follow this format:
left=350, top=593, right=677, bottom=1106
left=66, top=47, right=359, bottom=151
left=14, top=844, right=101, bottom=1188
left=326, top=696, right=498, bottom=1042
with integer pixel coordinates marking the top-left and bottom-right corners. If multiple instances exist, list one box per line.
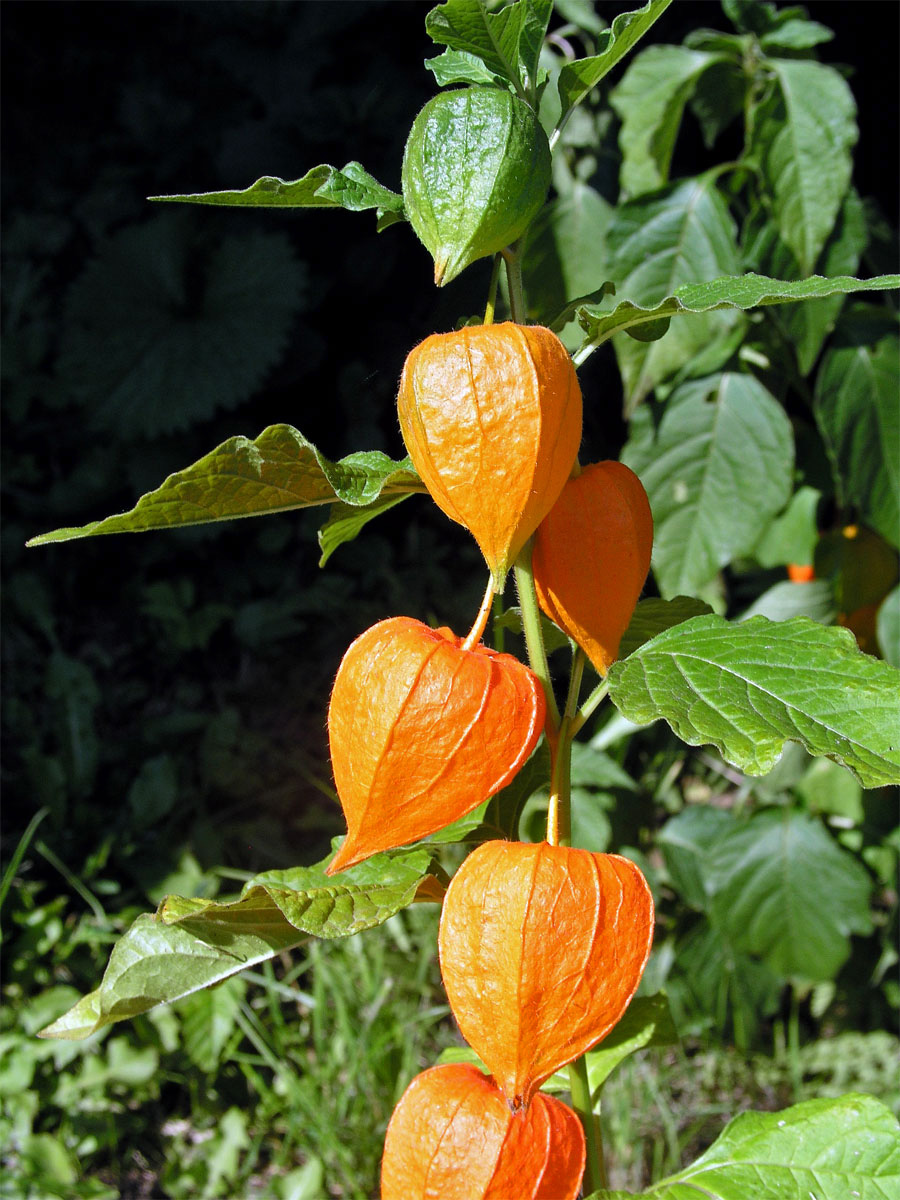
left=439, top=840, right=654, bottom=1108
left=380, top=1063, right=585, bottom=1200
left=326, top=617, right=545, bottom=874
left=398, top=323, right=582, bottom=589
left=533, top=460, right=653, bottom=676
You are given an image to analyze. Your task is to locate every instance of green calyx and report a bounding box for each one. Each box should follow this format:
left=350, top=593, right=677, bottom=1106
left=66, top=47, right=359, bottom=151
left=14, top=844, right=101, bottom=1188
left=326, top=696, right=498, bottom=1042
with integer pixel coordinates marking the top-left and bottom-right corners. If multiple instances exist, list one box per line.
left=402, top=87, right=551, bottom=287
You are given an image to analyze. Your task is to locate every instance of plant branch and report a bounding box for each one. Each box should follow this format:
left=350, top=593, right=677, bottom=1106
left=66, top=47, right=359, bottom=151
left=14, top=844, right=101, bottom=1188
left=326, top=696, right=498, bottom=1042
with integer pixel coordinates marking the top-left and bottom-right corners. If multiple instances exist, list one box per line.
left=568, top=1054, right=607, bottom=1193
left=514, top=541, right=561, bottom=733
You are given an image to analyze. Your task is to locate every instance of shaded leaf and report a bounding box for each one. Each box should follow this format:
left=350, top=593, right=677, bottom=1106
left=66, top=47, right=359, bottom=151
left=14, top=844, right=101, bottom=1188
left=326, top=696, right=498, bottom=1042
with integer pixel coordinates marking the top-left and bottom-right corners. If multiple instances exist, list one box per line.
left=814, top=308, right=900, bottom=549
left=758, top=59, right=857, bottom=274
left=618, top=596, right=714, bottom=660
left=707, top=808, right=873, bottom=981
left=38, top=847, right=439, bottom=1040
left=610, top=44, right=724, bottom=196
left=622, top=374, right=794, bottom=597
left=599, top=176, right=743, bottom=407
left=608, top=613, right=900, bottom=787
left=738, top=579, right=837, bottom=626
left=753, top=485, right=821, bottom=570
left=557, top=0, right=674, bottom=121
left=878, top=586, right=900, bottom=668
left=317, top=492, right=414, bottom=566
left=28, top=427, right=425, bottom=545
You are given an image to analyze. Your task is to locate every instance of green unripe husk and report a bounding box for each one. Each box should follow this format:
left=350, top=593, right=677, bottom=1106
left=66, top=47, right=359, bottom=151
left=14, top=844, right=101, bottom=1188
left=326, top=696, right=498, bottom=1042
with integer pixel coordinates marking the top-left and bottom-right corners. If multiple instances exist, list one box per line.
left=402, top=87, right=552, bottom=286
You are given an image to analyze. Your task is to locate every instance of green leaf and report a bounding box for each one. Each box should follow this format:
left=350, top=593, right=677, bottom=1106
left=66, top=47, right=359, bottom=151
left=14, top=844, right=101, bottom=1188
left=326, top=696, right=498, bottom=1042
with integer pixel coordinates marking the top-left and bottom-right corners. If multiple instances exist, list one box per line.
left=658, top=804, right=736, bottom=912
left=27, top=427, right=425, bottom=546
left=738, top=580, right=837, bottom=626
left=753, top=485, right=822, bottom=570
left=150, top=163, right=404, bottom=220
left=878, top=585, right=900, bottom=668
left=708, top=808, right=873, bottom=981
left=542, top=994, right=678, bottom=1096
left=38, top=847, right=439, bottom=1040
left=425, top=48, right=504, bottom=87
left=758, top=59, right=857, bottom=275
left=317, top=492, right=414, bottom=566
left=598, top=176, right=743, bottom=407
left=814, top=308, right=900, bottom=549
left=521, top=182, right=614, bottom=345
left=57, top=215, right=308, bottom=439
left=576, top=271, right=900, bottom=351
left=618, top=596, right=714, bottom=660
left=610, top=44, right=725, bottom=196
left=179, top=977, right=245, bottom=1073
left=610, top=1094, right=900, bottom=1199
left=556, top=0, right=674, bottom=122
left=622, top=373, right=794, bottom=597
left=424, top=0, right=553, bottom=97
left=608, top=613, right=900, bottom=788
left=760, top=17, right=834, bottom=52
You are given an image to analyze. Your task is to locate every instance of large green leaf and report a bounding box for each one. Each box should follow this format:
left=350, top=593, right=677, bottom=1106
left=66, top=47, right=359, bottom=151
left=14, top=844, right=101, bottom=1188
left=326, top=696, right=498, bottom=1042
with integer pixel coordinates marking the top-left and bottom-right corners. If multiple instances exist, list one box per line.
left=556, top=0, right=674, bottom=123
left=610, top=44, right=726, bottom=196
left=608, top=613, right=900, bottom=788
left=597, top=1093, right=900, bottom=1200
left=576, top=271, right=900, bottom=353
left=622, top=373, right=794, bottom=597
left=706, top=808, right=873, bottom=981
left=757, top=59, right=857, bottom=275
left=38, top=847, right=441, bottom=1041
left=600, top=176, right=743, bottom=406
left=424, top=0, right=553, bottom=98
left=27, top=427, right=425, bottom=546
left=150, top=162, right=404, bottom=225
left=814, top=307, right=900, bottom=549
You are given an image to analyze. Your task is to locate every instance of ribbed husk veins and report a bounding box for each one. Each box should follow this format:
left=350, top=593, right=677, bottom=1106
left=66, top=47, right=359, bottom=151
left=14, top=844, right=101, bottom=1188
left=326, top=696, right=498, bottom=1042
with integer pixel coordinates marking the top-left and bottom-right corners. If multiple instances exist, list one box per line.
left=326, top=618, right=545, bottom=875
left=402, top=88, right=552, bottom=286
left=398, top=323, right=582, bottom=590
left=439, top=841, right=655, bottom=1108
left=380, top=1063, right=585, bottom=1200
left=533, top=460, right=653, bottom=674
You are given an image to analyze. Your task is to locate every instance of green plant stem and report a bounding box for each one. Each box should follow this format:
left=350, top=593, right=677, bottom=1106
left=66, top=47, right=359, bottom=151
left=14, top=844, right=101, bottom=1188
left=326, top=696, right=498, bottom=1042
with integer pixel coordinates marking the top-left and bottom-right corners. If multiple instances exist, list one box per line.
left=502, top=242, right=526, bottom=323
left=491, top=590, right=506, bottom=653
left=514, top=541, right=561, bottom=733
left=548, top=648, right=585, bottom=846
left=571, top=678, right=609, bottom=736
left=484, top=254, right=502, bottom=325
left=568, top=1054, right=607, bottom=1193
left=36, top=839, right=106, bottom=921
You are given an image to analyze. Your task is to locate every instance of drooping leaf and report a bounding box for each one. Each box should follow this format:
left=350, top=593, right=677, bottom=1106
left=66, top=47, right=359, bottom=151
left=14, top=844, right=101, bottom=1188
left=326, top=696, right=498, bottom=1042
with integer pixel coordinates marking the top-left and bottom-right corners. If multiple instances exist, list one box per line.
left=317, top=492, right=414, bottom=566
left=599, top=176, right=743, bottom=407
left=424, top=0, right=553, bottom=97
left=27, top=428, right=425, bottom=546
left=814, top=307, right=900, bottom=549
left=622, top=374, right=794, bottom=597
left=576, top=271, right=900, bottom=352
left=756, top=59, right=857, bottom=275
left=598, top=1094, right=900, bottom=1200
left=425, top=48, right=505, bottom=87
left=878, top=586, right=900, bottom=668
left=618, top=596, right=714, bottom=660
left=608, top=613, right=900, bottom=787
left=556, top=0, right=674, bottom=123
left=150, top=162, right=404, bottom=223
left=56, top=215, right=308, bottom=439
left=38, top=846, right=440, bottom=1040
left=738, top=580, right=837, bottom=626
left=542, top=994, right=678, bottom=1096
left=609, top=44, right=726, bottom=196
left=706, top=808, right=873, bottom=981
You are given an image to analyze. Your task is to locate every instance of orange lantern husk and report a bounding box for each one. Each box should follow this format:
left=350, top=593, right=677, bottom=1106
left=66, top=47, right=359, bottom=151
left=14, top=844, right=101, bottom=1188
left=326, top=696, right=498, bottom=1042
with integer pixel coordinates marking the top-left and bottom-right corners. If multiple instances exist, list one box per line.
left=326, top=618, right=545, bottom=874
left=380, top=1062, right=585, bottom=1200
left=439, top=840, right=655, bottom=1108
left=398, top=323, right=583, bottom=590
left=533, top=460, right=653, bottom=676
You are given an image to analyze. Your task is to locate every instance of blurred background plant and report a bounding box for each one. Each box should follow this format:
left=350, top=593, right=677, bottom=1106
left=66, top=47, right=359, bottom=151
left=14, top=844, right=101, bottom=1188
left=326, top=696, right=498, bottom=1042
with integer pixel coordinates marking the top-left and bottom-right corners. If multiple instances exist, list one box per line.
left=2, top=1, right=897, bottom=1197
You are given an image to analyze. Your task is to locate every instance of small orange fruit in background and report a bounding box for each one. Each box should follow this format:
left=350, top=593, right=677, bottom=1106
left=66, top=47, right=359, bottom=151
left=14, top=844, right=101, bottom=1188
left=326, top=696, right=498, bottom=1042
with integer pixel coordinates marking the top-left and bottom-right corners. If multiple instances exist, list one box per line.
left=398, top=323, right=583, bottom=589
left=326, top=618, right=545, bottom=874
left=380, top=1062, right=585, bottom=1200
left=439, top=840, right=654, bottom=1108
left=533, top=460, right=653, bottom=675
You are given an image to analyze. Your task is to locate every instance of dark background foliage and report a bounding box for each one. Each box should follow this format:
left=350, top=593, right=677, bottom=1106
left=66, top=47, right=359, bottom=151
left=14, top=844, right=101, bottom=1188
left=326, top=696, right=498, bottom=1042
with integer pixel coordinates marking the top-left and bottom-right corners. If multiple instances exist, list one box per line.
left=1, top=3, right=897, bottom=1195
